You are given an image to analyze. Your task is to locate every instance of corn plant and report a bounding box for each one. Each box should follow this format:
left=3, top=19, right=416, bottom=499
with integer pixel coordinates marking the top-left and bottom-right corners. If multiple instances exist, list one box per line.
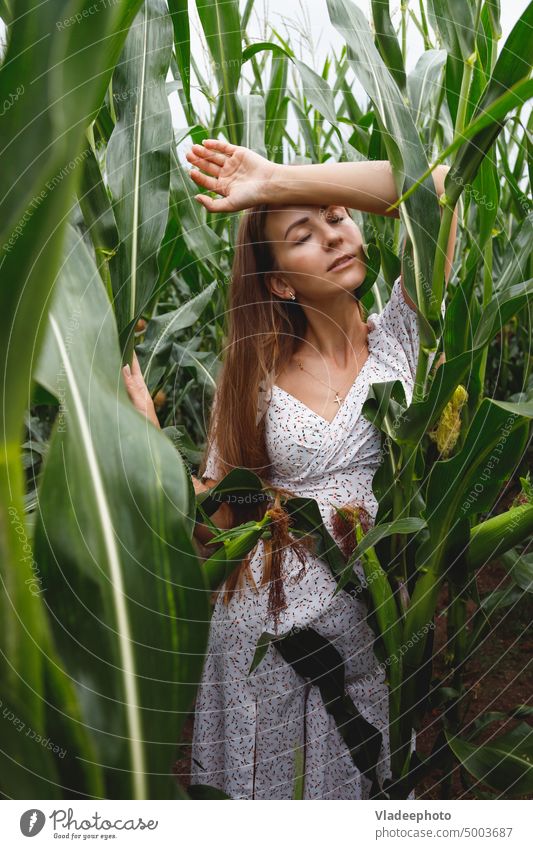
left=0, top=0, right=212, bottom=799
left=1, top=0, right=532, bottom=800
left=187, top=0, right=533, bottom=798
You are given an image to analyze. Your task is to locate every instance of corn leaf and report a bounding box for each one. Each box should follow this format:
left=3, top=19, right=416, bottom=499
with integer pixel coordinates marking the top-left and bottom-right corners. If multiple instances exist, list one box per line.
left=107, top=0, right=174, bottom=360
left=33, top=225, right=210, bottom=798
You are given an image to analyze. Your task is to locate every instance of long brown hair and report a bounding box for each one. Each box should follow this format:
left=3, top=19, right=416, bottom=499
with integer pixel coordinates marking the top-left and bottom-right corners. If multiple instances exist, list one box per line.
left=200, top=202, right=365, bottom=482
left=199, top=202, right=366, bottom=622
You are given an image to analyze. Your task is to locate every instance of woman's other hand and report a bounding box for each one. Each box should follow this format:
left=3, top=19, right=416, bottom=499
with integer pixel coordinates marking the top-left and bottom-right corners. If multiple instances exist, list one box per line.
left=192, top=474, right=234, bottom=547
left=121, top=351, right=161, bottom=429
left=185, top=138, right=278, bottom=213
left=192, top=475, right=210, bottom=496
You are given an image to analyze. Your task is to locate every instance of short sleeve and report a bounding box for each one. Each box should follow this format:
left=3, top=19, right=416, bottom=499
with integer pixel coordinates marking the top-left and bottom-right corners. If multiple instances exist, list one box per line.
left=200, top=388, right=223, bottom=482
left=370, top=274, right=445, bottom=379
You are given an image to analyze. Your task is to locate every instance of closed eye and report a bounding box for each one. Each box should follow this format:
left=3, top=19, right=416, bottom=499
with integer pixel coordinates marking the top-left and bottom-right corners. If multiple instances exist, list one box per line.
left=295, top=215, right=345, bottom=245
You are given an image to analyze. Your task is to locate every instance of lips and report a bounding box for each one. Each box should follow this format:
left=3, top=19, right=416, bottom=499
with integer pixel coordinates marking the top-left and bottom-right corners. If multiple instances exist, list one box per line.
left=327, top=253, right=355, bottom=271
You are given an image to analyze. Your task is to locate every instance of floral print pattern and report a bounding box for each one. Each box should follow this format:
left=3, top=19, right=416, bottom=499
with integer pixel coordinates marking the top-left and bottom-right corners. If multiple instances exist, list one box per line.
left=190, top=276, right=437, bottom=799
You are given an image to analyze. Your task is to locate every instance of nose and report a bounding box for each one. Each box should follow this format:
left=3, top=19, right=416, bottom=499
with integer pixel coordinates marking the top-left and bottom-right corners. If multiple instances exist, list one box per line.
left=324, top=227, right=343, bottom=252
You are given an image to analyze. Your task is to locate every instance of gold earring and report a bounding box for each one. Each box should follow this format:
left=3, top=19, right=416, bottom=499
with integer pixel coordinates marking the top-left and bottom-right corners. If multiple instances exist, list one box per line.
left=288, top=292, right=296, bottom=301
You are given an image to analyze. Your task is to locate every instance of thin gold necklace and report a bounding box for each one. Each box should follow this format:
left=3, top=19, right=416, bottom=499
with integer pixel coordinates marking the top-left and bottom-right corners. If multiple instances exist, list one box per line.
left=295, top=340, right=368, bottom=410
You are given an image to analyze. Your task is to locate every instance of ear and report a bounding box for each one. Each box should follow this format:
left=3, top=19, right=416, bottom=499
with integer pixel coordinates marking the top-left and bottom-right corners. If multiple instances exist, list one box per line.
left=266, top=272, right=289, bottom=299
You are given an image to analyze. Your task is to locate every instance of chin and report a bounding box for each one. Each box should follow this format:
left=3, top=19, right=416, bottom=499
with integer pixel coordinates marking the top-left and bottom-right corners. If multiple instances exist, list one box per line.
left=341, top=268, right=366, bottom=293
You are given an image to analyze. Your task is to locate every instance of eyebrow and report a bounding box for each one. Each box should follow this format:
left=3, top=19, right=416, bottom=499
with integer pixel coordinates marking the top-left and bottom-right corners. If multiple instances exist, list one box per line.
left=283, top=205, right=328, bottom=240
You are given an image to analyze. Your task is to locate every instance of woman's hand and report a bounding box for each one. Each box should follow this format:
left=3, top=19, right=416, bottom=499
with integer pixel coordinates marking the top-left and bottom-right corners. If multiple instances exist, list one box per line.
left=185, top=138, right=279, bottom=213
left=121, top=351, right=160, bottom=429
left=192, top=474, right=234, bottom=548
left=192, top=475, right=210, bottom=496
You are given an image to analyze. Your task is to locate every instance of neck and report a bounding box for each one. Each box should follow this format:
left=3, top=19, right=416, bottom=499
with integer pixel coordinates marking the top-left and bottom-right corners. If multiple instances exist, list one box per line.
left=297, top=290, right=367, bottom=366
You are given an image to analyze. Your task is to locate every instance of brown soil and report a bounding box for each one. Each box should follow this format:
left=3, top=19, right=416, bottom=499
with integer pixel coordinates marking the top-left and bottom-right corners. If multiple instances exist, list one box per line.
left=417, top=558, right=533, bottom=799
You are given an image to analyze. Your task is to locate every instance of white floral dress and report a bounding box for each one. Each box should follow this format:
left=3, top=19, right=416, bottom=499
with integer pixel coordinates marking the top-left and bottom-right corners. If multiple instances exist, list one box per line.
left=190, top=276, right=435, bottom=799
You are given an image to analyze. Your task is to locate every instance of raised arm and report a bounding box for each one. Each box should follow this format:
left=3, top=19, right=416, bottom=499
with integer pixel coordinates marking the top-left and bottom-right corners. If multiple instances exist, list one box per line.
left=186, top=138, right=449, bottom=217
left=186, top=139, right=456, bottom=286
left=268, top=160, right=451, bottom=220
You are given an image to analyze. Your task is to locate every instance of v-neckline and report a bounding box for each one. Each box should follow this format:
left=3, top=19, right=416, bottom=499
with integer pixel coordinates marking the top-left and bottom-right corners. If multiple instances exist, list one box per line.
left=271, top=329, right=376, bottom=426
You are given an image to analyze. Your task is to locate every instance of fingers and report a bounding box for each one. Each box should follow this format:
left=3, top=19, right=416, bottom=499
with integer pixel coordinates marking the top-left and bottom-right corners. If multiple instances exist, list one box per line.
left=122, top=352, right=146, bottom=393
left=189, top=143, right=226, bottom=167
left=185, top=150, right=221, bottom=178
left=189, top=168, right=218, bottom=192
left=194, top=193, right=232, bottom=213
left=131, top=349, right=142, bottom=377
left=121, top=364, right=134, bottom=398
left=203, top=137, right=237, bottom=156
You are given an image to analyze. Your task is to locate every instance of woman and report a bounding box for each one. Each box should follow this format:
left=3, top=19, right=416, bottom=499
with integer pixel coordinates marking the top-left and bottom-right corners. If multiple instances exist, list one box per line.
left=123, top=139, right=457, bottom=800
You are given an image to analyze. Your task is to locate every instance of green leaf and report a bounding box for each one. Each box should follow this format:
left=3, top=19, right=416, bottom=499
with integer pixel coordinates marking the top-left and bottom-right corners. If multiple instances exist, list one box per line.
left=371, top=0, right=406, bottom=92
left=107, top=0, right=174, bottom=359
left=136, top=280, right=218, bottom=390
left=427, top=0, right=476, bottom=61
left=196, top=468, right=267, bottom=516
left=0, top=0, right=146, bottom=782
left=171, top=342, right=219, bottom=392
left=351, top=518, right=426, bottom=561
left=494, top=213, right=533, bottom=295
left=195, top=0, right=243, bottom=143
left=443, top=260, right=480, bottom=359
left=170, top=144, right=225, bottom=268
left=283, top=496, right=347, bottom=579
left=242, top=41, right=293, bottom=63
left=407, top=49, right=447, bottom=128
left=425, top=0, right=476, bottom=126
left=472, top=151, right=499, bottom=249
left=77, top=142, right=119, bottom=293
left=33, top=225, right=210, bottom=798
left=248, top=631, right=279, bottom=675
left=446, top=723, right=533, bottom=796
left=265, top=54, right=289, bottom=156
left=327, top=0, right=442, bottom=328
left=473, top=279, right=533, bottom=349
left=400, top=398, right=533, bottom=725
left=0, top=692, right=61, bottom=798
left=240, top=93, right=267, bottom=157
left=390, top=278, right=533, bottom=446
left=422, top=398, right=532, bottom=547
left=168, top=1, right=192, bottom=119
left=389, top=75, right=533, bottom=213
left=502, top=548, right=533, bottom=594
left=293, top=58, right=339, bottom=127
left=188, top=783, right=232, bottom=799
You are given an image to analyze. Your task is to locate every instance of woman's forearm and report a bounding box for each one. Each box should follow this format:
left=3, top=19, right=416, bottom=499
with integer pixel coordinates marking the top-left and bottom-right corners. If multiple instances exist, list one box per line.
left=268, top=160, right=448, bottom=217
